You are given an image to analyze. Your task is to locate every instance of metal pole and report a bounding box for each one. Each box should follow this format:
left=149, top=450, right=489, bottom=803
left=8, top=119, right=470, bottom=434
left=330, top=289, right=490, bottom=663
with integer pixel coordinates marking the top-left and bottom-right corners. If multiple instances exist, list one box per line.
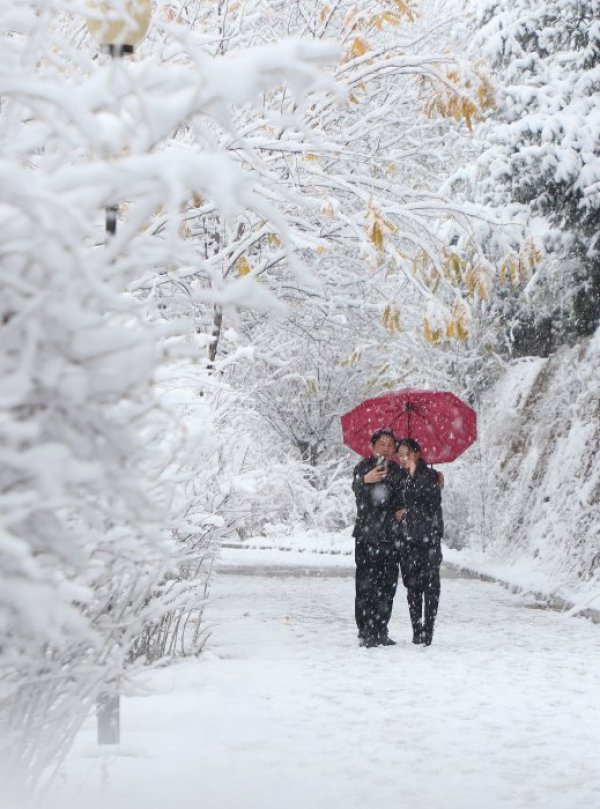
left=86, top=0, right=152, bottom=749
left=105, top=204, right=118, bottom=236
left=97, top=692, right=120, bottom=744
left=96, top=44, right=127, bottom=747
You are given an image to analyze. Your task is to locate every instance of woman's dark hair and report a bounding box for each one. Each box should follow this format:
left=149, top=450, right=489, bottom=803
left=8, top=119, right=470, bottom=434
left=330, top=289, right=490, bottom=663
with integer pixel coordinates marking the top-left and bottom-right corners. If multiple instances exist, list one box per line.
left=396, top=437, right=421, bottom=454
left=370, top=427, right=396, bottom=445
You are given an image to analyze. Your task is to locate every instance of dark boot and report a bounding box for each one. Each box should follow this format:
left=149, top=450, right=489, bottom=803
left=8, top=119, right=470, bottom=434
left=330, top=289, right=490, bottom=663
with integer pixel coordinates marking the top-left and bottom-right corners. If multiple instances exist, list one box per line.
left=422, top=628, right=433, bottom=646
left=412, top=622, right=424, bottom=644
left=407, top=587, right=423, bottom=630
left=422, top=573, right=440, bottom=647
left=408, top=586, right=424, bottom=643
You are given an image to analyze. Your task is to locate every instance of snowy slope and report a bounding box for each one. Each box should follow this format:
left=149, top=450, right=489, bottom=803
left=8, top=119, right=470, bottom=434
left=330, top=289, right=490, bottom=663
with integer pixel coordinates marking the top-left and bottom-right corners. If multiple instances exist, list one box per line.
left=462, top=330, right=600, bottom=601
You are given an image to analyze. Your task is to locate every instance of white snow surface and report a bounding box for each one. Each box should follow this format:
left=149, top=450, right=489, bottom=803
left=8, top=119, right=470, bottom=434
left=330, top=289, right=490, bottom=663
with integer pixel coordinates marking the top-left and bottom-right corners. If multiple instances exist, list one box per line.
left=45, top=542, right=600, bottom=809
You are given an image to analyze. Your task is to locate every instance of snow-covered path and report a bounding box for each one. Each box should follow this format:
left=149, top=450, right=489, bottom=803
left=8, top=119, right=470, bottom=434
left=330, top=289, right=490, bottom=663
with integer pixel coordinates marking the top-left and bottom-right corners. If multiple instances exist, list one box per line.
left=61, top=551, right=600, bottom=809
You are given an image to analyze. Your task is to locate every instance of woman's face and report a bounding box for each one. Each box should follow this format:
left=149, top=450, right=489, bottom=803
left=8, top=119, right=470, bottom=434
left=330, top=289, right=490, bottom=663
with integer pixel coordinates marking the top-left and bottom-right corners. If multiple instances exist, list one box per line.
left=371, top=435, right=396, bottom=460
left=397, top=446, right=418, bottom=470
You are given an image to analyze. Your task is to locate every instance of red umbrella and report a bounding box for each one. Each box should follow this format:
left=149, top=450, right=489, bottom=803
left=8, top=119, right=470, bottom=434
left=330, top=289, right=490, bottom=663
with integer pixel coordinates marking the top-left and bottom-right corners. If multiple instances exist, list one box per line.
left=341, top=389, right=477, bottom=464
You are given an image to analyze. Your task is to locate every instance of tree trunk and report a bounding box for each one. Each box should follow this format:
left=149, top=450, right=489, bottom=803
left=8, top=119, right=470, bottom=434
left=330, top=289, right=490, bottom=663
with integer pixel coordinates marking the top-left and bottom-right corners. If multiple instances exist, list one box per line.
left=207, top=305, right=223, bottom=368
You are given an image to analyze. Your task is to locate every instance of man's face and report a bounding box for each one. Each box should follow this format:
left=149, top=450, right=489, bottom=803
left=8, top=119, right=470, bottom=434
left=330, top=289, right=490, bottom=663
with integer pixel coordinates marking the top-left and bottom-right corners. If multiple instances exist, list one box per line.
left=372, top=435, right=396, bottom=460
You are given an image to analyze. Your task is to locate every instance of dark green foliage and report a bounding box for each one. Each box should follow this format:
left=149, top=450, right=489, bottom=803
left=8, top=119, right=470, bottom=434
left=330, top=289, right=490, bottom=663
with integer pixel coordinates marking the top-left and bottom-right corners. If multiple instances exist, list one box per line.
left=472, top=0, right=600, bottom=354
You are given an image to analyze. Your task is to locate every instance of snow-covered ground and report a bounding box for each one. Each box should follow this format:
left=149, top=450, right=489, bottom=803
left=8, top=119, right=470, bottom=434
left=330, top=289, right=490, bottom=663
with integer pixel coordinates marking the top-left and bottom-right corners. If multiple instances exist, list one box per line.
left=52, top=544, right=600, bottom=809
left=221, top=529, right=600, bottom=616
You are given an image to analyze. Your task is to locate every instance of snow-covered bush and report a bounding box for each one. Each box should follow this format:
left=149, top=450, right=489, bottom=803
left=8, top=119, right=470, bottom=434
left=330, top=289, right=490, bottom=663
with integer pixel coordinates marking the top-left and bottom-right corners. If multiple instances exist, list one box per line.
left=0, top=0, right=339, bottom=794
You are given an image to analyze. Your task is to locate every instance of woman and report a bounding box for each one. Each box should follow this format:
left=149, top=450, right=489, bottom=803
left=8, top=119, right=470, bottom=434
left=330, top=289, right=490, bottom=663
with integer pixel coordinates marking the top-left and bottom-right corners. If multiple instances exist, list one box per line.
left=396, top=438, right=443, bottom=646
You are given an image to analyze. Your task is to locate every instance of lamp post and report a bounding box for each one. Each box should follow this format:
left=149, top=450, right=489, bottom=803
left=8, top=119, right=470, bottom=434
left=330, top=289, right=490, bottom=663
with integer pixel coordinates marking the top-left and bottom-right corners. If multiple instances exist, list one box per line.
left=85, top=0, right=151, bottom=747
left=86, top=0, right=151, bottom=241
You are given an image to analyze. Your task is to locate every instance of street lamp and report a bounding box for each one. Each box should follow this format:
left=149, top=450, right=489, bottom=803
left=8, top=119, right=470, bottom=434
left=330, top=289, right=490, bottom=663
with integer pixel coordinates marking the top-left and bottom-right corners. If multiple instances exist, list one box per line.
left=86, top=0, right=152, bottom=238
left=86, top=0, right=152, bottom=57
left=84, top=0, right=152, bottom=747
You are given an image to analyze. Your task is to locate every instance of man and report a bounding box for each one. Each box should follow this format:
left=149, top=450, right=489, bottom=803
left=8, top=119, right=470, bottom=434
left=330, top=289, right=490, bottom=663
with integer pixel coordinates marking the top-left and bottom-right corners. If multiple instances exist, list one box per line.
left=395, top=438, right=443, bottom=646
left=352, top=428, right=405, bottom=648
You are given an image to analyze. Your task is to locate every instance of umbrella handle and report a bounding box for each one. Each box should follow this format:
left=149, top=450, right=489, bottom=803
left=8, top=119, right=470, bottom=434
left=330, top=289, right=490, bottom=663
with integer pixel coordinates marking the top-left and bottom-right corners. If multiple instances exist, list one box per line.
left=406, top=401, right=414, bottom=437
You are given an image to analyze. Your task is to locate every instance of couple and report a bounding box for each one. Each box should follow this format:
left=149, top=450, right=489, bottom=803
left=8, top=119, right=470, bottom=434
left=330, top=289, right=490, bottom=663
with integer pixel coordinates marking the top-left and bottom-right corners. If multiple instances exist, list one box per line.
left=352, top=428, right=443, bottom=648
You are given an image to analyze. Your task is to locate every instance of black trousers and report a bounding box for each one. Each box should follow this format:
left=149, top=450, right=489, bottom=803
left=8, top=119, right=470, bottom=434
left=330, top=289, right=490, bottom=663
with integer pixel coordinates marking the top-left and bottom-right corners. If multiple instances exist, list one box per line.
left=355, top=542, right=400, bottom=641
left=399, top=543, right=441, bottom=633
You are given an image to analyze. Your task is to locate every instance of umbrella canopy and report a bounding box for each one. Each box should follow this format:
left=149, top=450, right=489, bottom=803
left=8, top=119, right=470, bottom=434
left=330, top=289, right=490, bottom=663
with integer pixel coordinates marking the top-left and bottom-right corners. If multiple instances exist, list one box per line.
left=341, top=389, right=477, bottom=464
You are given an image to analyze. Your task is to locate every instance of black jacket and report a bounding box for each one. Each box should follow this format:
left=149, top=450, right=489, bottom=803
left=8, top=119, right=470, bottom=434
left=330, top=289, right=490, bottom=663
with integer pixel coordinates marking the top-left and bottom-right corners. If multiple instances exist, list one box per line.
left=352, top=457, right=404, bottom=544
left=400, top=459, right=443, bottom=546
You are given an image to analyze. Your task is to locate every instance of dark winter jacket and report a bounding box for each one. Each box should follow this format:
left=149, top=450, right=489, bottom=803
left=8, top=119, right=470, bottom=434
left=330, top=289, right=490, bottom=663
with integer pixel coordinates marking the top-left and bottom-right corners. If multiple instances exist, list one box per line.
left=352, top=457, right=405, bottom=545
left=400, top=459, right=443, bottom=547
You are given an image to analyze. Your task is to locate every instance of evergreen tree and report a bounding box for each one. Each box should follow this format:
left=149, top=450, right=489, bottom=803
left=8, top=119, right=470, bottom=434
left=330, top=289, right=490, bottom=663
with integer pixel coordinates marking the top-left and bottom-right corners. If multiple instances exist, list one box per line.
left=467, top=0, right=600, bottom=354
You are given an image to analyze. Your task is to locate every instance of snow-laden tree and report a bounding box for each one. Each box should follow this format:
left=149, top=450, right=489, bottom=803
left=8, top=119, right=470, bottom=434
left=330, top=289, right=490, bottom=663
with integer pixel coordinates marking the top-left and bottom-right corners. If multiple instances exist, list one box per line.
left=143, top=0, right=500, bottom=491
left=143, top=0, right=499, bottom=360
left=0, top=0, right=339, bottom=793
left=459, top=0, right=600, bottom=356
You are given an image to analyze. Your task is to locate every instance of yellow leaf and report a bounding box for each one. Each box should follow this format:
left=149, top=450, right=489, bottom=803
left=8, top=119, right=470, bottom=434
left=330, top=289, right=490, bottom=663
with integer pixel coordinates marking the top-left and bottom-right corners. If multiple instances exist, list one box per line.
left=236, top=256, right=252, bottom=276
left=391, top=0, right=416, bottom=21
left=522, top=238, right=543, bottom=269
left=340, top=349, right=362, bottom=367
left=367, top=12, right=404, bottom=30
left=365, top=199, right=395, bottom=254
left=465, top=268, right=476, bottom=297
left=442, top=251, right=462, bottom=285
left=319, top=3, right=331, bottom=23
left=382, top=303, right=402, bottom=333
left=304, top=153, right=318, bottom=162
left=520, top=258, right=529, bottom=283
left=456, top=320, right=469, bottom=341
left=371, top=221, right=384, bottom=251
left=304, top=378, right=318, bottom=397
left=476, top=280, right=489, bottom=301
left=510, top=259, right=520, bottom=287
left=476, top=76, right=495, bottom=111
left=462, top=99, right=474, bottom=131
left=320, top=199, right=338, bottom=219
left=267, top=233, right=281, bottom=248
left=382, top=11, right=403, bottom=26
left=428, top=270, right=441, bottom=295
left=499, top=241, right=541, bottom=287
left=423, top=319, right=442, bottom=345
left=422, top=65, right=493, bottom=131
left=348, top=37, right=370, bottom=60
left=413, top=250, right=427, bottom=276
